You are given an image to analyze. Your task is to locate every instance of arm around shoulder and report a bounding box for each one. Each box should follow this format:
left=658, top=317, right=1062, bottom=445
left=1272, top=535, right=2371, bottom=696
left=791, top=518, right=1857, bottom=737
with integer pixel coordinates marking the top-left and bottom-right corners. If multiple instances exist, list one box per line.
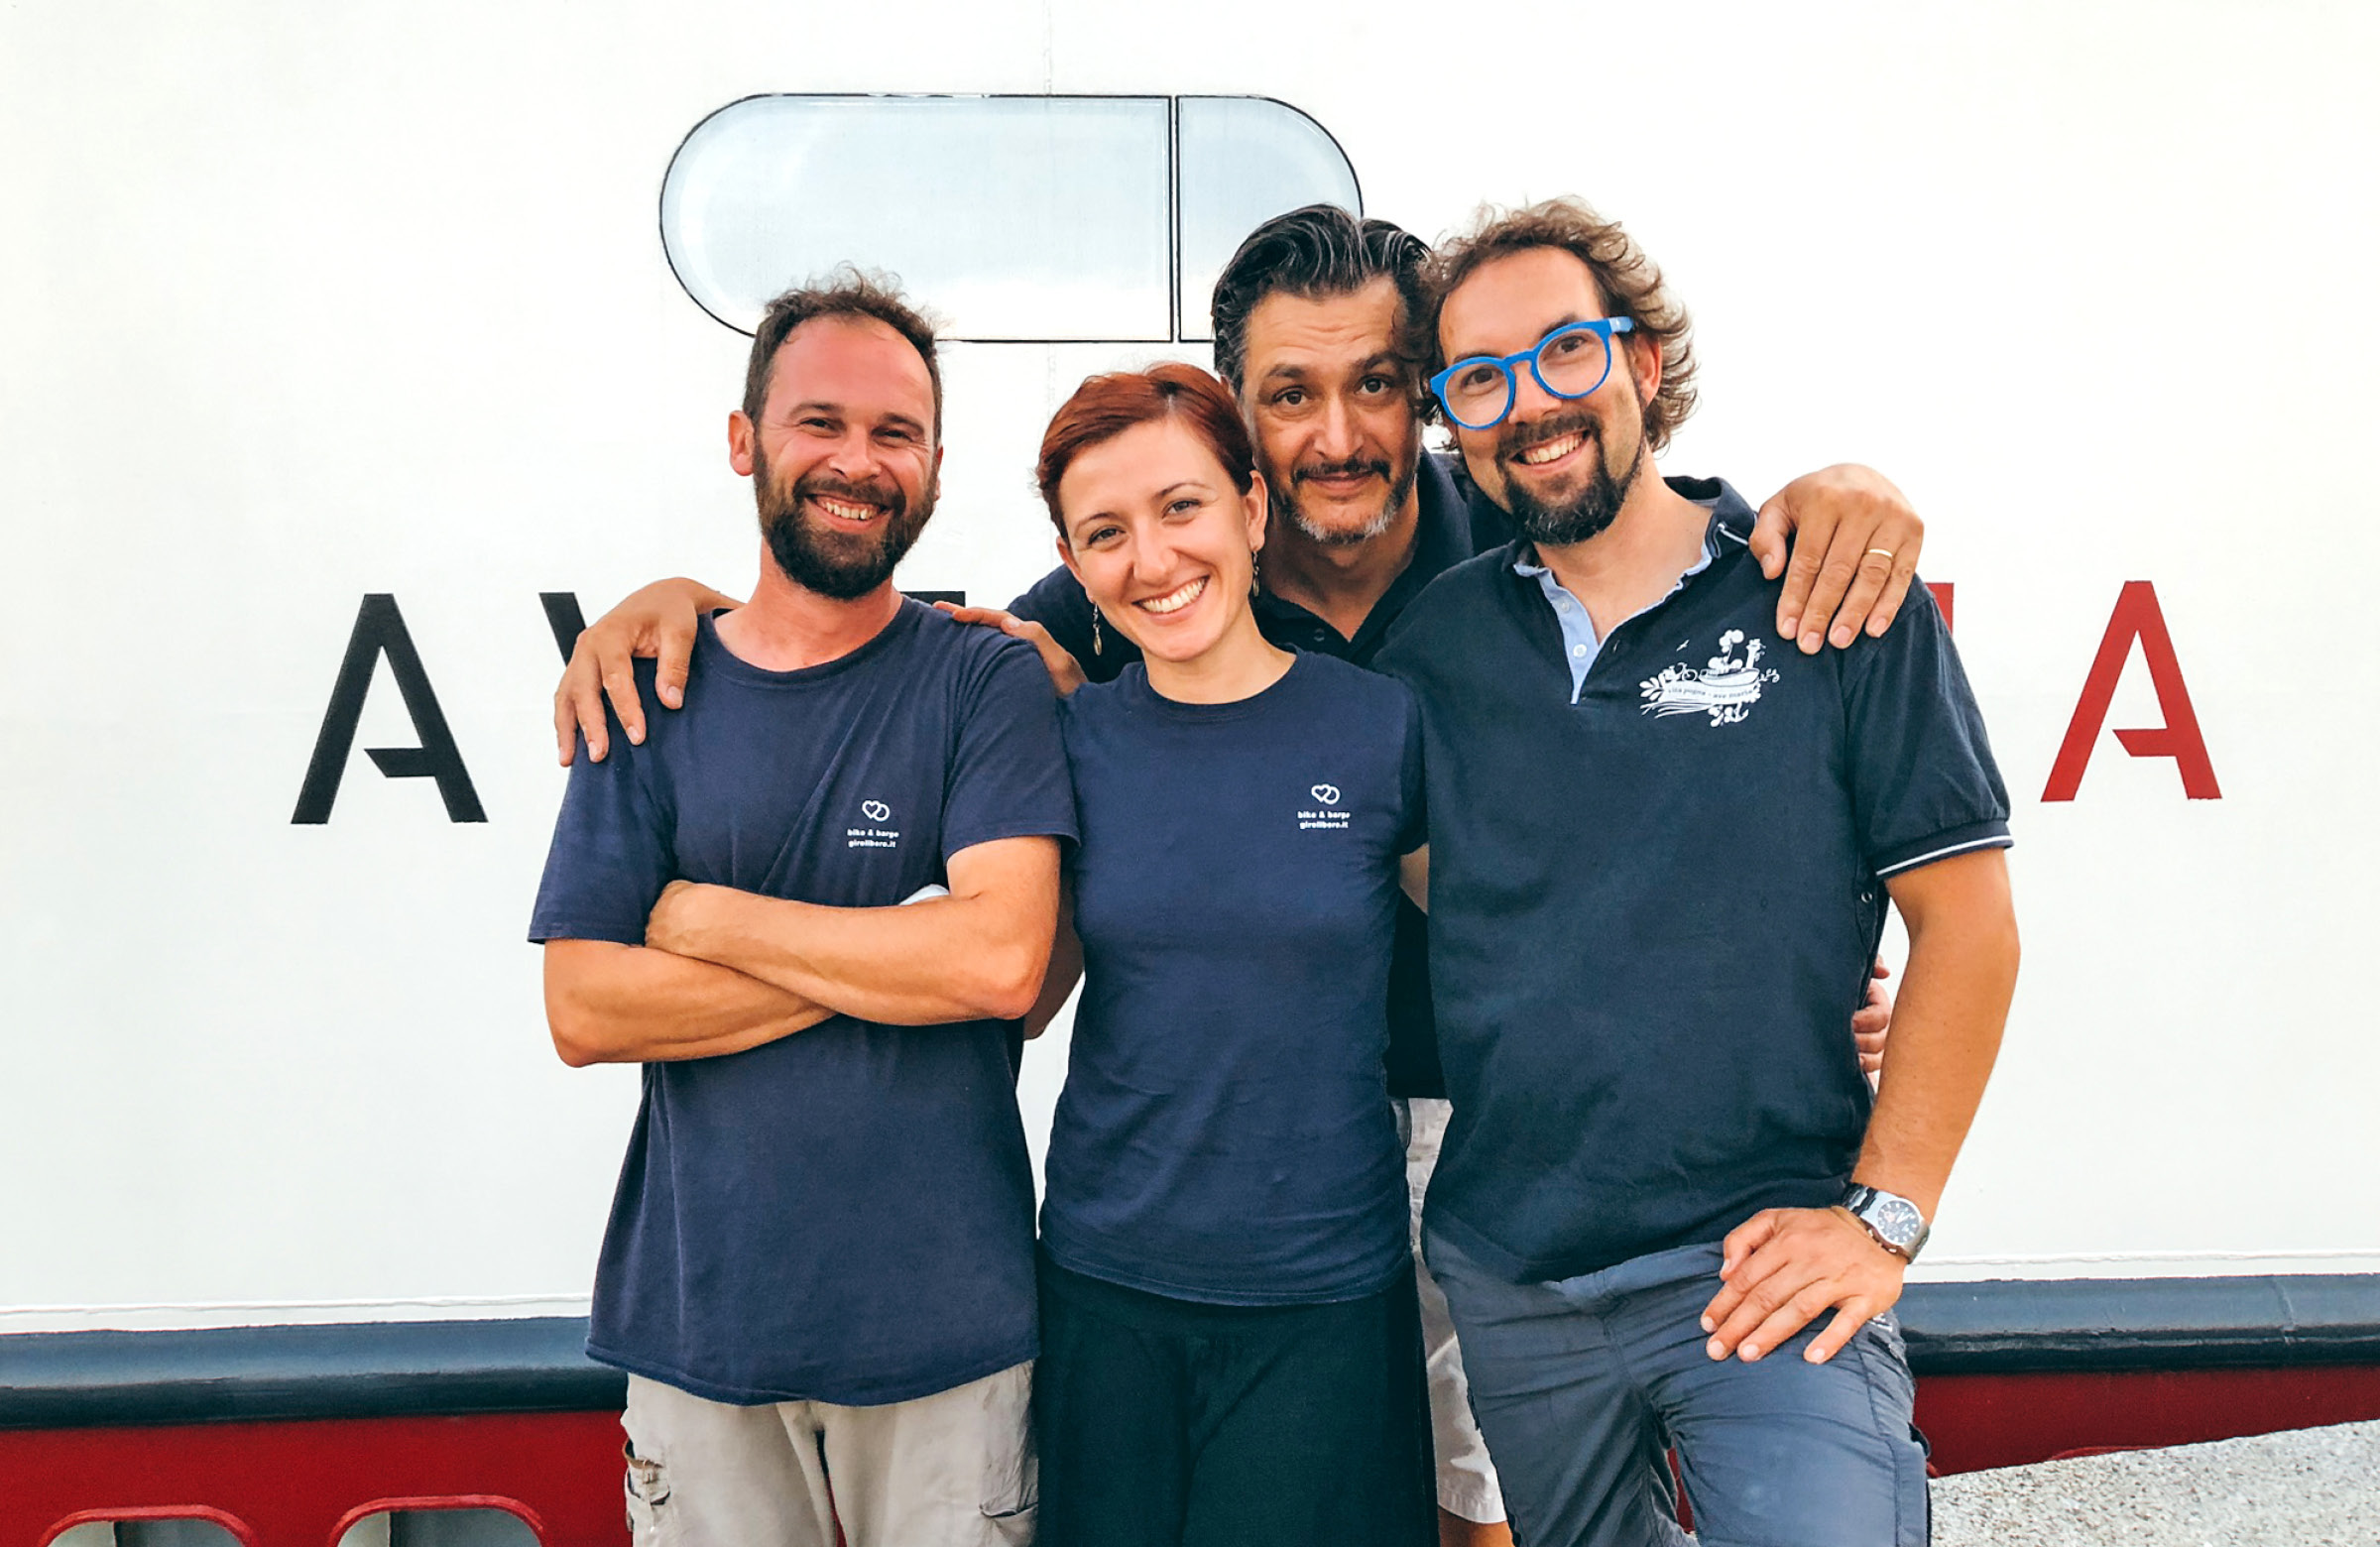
left=553, top=576, right=743, bottom=765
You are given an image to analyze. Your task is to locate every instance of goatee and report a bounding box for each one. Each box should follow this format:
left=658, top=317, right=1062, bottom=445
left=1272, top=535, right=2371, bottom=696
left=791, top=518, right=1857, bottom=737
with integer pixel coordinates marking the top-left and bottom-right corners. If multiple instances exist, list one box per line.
left=755, top=452, right=933, bottom=601
left=1497, top=412, right=1644, bottom=548
left=1279, top=454, right=1418, bottom=548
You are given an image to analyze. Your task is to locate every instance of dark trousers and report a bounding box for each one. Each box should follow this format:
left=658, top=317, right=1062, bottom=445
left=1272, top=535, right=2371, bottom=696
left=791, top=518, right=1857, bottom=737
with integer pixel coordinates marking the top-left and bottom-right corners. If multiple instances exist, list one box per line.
left=1033, top=1251, right=1438, bottom=1547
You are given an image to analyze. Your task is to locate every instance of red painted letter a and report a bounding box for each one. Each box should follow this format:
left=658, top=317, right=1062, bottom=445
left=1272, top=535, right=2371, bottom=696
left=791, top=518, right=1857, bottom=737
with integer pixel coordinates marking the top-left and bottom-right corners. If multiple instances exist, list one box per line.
left=2041, top=581, right=2220, bottom=801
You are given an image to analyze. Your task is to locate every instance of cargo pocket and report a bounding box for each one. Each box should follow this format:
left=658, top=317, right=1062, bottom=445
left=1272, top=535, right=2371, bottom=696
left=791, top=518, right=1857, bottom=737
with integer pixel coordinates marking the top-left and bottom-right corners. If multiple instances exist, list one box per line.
left=978, top=1361, right=1039, bottom=1546
left=624, top=1438, right=673, bottom=1545
left=1853, top=1312, right=1930, bottom=1546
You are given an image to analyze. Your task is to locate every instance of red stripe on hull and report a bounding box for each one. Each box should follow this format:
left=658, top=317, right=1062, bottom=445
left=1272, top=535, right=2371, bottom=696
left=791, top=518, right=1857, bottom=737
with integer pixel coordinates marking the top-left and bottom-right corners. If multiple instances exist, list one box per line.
left=9, top=1367, right=2380, bottom=1542
left=1918, top=1366, right=2380, bottom=1475
left=2, top=1411, right=626, bottom=1547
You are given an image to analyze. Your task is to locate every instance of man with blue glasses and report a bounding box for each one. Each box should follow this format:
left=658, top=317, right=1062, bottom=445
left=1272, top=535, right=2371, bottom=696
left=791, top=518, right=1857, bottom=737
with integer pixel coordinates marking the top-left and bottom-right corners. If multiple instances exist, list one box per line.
left=1378, top=198, right=2020, bottom=1547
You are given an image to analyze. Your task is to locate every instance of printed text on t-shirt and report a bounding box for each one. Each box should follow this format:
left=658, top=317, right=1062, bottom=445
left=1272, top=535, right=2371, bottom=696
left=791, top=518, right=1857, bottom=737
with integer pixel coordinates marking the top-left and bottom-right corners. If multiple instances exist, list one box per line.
left=848, top=797, right=900, bottom=850
left=1299, top=783, right=1350, bottom=830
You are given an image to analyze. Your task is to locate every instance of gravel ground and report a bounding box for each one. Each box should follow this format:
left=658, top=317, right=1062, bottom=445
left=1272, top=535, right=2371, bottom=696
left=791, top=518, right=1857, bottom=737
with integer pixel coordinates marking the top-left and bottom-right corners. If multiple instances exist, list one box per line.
left=1931, top=1419, right=2380, bottom=1545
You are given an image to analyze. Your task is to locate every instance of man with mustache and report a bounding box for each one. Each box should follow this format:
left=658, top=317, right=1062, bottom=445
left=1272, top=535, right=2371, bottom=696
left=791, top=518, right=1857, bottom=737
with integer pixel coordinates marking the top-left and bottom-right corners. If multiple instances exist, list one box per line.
left=531, top=271, right=1074, bottom=1546
left=1377, top=199, right=2020, bottom=1547
left=554, top=204, right=1918, bottom=1547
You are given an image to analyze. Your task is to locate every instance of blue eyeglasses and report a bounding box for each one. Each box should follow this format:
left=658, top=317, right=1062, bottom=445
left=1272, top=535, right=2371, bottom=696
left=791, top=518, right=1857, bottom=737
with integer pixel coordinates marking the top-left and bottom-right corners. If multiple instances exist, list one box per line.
left=1429, top=318, right=1636, bottom=431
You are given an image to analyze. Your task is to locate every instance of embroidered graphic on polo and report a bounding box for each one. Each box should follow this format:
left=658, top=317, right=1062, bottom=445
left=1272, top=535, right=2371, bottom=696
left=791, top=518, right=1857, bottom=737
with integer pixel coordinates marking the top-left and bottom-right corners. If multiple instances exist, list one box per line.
left=1640, top=630, right=1782, bottom=727
left=1300, top=782, right=1351, bottom=830
left=849, top=797, right=900, bottom=850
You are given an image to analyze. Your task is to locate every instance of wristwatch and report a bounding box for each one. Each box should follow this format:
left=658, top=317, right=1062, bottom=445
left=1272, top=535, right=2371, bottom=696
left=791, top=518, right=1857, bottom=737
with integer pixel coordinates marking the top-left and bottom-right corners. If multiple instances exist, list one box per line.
left=1839, top=1184, right=1930, bottom=1262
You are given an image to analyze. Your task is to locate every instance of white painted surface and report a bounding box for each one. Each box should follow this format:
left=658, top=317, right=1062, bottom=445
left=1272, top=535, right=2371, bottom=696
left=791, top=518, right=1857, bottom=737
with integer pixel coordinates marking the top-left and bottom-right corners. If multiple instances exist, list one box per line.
left=4, top=1, right=2375, bottom=1333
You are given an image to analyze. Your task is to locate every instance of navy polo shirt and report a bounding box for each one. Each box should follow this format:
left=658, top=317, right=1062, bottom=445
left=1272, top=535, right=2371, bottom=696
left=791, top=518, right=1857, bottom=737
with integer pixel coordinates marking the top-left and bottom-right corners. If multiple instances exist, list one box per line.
left=1376, top=479, right=2011, bottom=1283
left=1012, top=451, right=1503, bottom=1101
left=1039, top=653, right=1426, bottom=1304
left=529, top=602, right=1078, bottom=1405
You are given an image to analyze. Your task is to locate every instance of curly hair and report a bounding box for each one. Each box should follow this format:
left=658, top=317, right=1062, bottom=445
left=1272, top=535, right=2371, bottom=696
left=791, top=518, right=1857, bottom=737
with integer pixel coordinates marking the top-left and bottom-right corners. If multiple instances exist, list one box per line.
left=1424, top=198, right=1698, bottom=452
left=742, top=265, right=945, bottom=441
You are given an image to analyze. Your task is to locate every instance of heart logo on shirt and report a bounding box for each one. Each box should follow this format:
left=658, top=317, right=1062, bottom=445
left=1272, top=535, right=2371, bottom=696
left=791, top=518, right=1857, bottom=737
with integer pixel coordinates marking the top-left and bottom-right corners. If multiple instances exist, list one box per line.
left=861, top=800, right=892, bottom=822
left=1311, top=784, right=1341, bottom=806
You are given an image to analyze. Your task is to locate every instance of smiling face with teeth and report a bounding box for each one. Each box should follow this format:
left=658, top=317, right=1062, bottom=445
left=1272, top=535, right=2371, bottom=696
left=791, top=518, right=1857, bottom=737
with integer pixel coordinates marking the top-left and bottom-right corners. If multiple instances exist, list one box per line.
left=1437, top=246, right=1661, bottom=550
left=1243, top=279, right=1422, bottom=548
left=1055, top=416, right=1272, bottom=670
left=730, top=314, right=943, bottom=601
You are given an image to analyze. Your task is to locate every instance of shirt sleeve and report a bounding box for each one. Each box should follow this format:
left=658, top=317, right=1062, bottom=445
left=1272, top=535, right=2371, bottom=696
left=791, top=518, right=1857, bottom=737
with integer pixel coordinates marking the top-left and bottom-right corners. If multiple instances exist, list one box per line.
left=941, top=636, right=1081, bottom=862
left=1842, top=580, right=2013, bottom=879
left=527, top=709, right=675, bottom=945
left=1009, top=561, right=1138, bottom=686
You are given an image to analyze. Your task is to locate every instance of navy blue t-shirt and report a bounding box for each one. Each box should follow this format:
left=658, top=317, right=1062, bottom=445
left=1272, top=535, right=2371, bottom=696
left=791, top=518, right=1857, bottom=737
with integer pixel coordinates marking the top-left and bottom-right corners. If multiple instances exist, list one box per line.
left=1039, top=653, right=1425, bottom=1305
left=1011, top=451, right=1512, bottom=1103
left=1378, top=481, right=2011, bottom=1283
left=528, top=601, right=1077, bottom=1405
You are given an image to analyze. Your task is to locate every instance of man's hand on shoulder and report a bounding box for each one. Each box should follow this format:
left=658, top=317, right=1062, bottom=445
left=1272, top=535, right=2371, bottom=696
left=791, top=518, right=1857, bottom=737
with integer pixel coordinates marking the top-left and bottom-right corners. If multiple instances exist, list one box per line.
left=1699, top=1205, right=1906, bottom=1367
left=935, top=601, right=1087, bottom=697
left=1747, top=465, right=1925, bottom=655
left=554, top=577, right=744, bottom=765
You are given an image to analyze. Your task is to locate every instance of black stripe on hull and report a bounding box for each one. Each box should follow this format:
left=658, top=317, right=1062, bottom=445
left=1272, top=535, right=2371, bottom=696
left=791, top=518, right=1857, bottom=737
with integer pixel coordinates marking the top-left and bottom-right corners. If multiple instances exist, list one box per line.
left=4, top=1274, right=2377, bottom=1430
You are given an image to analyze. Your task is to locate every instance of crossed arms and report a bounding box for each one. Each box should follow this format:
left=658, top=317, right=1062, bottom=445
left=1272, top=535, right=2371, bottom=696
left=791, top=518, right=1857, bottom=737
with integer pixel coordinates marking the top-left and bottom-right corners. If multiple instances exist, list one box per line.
left=543, top=836, right=1062, bottom=1065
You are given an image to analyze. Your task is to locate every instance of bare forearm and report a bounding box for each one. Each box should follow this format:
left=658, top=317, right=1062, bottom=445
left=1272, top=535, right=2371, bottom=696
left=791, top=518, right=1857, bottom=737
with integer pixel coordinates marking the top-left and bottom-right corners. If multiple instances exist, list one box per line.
left=681, top=579, right=746, bottom=612
left=543, top=939, right=833, bottom=1065
left=1857, top=865, right=2019, bottom=1215
left=659, top=889, right=1054, bottom=1024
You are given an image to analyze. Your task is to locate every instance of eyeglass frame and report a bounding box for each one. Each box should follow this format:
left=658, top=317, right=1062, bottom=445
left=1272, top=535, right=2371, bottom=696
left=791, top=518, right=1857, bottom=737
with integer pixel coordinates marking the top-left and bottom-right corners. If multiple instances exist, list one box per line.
left=1427, top=317, right=1638, bottom=431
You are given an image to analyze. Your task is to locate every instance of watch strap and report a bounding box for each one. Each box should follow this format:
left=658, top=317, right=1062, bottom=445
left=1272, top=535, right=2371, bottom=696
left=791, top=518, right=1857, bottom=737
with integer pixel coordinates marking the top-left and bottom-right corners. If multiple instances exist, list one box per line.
left=1839, top=1184, right=1930, bottom=1262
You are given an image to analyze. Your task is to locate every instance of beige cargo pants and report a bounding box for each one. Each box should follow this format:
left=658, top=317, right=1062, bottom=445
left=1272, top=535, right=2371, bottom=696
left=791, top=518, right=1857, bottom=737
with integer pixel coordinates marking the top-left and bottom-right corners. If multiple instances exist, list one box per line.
left=621, top=1362, right=1037, bottom=1546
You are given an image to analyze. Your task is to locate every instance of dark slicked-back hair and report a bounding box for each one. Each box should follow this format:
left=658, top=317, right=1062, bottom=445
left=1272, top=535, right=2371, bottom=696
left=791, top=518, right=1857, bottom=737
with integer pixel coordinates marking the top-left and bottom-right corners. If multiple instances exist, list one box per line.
left=1209, top=204, right=1432, bottom=399
left=1425, top=197, right=1699, bottom=453
left=742, top=265, right=945, bottom=440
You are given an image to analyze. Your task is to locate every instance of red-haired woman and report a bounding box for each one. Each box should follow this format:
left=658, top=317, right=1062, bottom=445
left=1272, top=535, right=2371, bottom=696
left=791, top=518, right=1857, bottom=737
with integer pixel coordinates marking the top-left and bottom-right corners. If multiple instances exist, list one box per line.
left=983, top=362, right=1435, bottom=1546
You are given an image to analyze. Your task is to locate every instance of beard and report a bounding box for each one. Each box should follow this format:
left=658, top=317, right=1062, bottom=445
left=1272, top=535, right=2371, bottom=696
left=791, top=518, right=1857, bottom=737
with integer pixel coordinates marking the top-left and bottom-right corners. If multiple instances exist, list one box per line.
left=1496, top=410, right=1645, bottom=548
left=1274, top=451, right=1420, bottom=547
left=754, top=449, right=934, bottom=601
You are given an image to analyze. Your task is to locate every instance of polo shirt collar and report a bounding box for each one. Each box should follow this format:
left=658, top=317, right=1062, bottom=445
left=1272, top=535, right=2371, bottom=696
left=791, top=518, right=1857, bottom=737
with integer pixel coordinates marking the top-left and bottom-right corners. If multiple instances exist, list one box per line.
left=1506, top=479, right=1757, bottom=702
left=1252, top=450, right=1477, bottom=663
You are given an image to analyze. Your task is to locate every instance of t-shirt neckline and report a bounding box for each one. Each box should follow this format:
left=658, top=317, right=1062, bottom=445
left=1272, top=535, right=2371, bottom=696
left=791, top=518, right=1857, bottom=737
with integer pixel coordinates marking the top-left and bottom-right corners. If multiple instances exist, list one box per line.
left=1121, top=650, right=1307, bottom=722
left=697, top=596, right=923, bottom=688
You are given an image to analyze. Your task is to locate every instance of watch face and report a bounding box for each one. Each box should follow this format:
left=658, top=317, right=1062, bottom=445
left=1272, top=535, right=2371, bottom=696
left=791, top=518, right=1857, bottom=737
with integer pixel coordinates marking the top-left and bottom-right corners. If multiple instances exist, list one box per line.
left=1868, top=1197, right=1923, bottom=1249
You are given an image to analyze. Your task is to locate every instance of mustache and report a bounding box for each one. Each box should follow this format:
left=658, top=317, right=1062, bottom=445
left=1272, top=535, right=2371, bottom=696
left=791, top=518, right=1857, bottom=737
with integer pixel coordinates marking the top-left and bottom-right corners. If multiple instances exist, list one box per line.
left=1293, top=456, right=1391, bottom=485
left=1496, top=411, right=1599, bottom=465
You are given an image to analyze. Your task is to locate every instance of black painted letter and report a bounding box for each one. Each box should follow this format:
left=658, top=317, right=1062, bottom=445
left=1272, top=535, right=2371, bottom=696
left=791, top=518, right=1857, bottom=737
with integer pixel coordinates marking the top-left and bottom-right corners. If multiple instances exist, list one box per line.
left=292, top=594, right=487, bottom=824
left=538, top=592, right=587, bottom=662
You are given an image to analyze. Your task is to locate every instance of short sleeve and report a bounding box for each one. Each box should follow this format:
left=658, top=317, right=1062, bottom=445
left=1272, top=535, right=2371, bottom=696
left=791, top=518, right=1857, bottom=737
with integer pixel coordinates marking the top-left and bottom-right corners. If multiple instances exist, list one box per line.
left=1842, top=581, right=2013, bottom=879
left=941, top=637, right=1080, bottom=862
left=528, top=713, right=675, bottom=945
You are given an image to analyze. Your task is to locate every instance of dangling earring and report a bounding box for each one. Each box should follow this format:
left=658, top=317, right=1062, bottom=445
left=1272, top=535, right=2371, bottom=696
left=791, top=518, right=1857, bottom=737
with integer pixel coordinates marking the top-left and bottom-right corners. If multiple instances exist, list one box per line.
left=1090, top=604, right=1104, bottom=656
left=1250, top=548, right=1263, bottom=601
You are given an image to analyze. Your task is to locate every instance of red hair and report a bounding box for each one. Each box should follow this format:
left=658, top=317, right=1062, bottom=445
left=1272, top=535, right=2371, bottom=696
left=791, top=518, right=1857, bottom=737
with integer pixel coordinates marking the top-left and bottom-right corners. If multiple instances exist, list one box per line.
left=1036, top=362, right=1255, bottom=537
